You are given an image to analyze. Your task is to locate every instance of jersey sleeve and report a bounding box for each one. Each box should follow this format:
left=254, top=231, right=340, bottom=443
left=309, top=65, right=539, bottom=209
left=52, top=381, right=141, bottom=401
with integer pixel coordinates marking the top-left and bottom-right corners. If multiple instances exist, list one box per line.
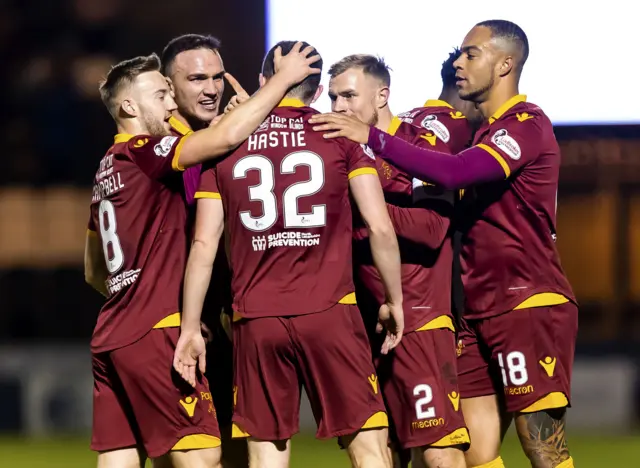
left=128, top=135, right=189, bottom=180
left=194, top=165, right=221, bottom=200
left=183, top=164, right=202, bottom=206
left=475, top=115, right=543, bottom=178
left=386, top=202, right=451, bottom=249
left=396, top=121, right=453, bottom=202
left=345, top=141, right=378, bottom=179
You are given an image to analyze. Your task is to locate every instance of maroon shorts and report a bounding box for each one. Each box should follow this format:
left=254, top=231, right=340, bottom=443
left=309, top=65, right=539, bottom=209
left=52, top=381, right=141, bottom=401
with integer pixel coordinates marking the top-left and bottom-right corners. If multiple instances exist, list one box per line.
left=376, top=328, right=469, bottom=450
left=457, top=302, right=578, bottom=413
left=232, top=303, right=387, bottom=441
left=91, top=327, right=221, bottom=458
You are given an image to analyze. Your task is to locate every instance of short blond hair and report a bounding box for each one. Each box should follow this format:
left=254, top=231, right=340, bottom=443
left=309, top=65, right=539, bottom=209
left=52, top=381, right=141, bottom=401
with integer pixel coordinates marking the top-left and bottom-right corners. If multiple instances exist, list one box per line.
left=328, top=54, right=391, bottom=86
left=99, top=53, right=161, bottom=116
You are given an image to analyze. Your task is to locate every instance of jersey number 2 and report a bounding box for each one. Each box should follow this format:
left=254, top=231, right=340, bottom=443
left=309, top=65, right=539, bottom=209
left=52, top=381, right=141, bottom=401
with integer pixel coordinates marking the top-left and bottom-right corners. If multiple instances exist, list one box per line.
left=98, top=200, right=125, bottom=274
left=233, top=151, right=326, bottom=232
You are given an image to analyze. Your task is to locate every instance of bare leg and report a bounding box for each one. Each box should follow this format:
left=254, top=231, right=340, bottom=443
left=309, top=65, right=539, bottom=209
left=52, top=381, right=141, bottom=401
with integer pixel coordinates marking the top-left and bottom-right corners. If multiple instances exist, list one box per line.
left=97, top=447, right=145, bottom=468
left=246, top=439, right=290, bottom=468
left=341, top=428, right=391, bottom=468
left=515, top=408, right=571, bottom=468
left=461, top=395, right=502, bottom=466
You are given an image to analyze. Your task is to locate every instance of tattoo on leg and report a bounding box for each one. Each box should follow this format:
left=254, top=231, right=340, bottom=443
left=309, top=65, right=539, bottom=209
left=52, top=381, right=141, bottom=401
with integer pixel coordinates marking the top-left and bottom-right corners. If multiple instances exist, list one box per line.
left=515, top=408, right=570, bottom=468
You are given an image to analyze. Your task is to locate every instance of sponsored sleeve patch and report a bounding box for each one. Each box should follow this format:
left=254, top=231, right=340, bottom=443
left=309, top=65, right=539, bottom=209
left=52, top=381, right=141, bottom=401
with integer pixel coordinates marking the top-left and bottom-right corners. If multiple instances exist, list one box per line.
left=491, top=129, right=521, bottom=160
left=154, top=136, right=179, bottom=157
left=421, top=115, right=451, bottom=143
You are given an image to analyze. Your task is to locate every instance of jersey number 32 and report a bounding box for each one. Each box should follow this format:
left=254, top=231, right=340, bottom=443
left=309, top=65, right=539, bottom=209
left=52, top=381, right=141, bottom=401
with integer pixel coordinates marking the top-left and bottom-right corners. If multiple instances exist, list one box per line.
left=233, top=151, right=326, bottom=232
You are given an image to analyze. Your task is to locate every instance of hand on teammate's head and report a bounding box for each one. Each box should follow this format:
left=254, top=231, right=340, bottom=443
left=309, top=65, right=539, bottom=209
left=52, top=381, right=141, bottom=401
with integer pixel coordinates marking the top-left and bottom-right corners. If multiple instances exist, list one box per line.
left=273, top=41, right=321, bottom=86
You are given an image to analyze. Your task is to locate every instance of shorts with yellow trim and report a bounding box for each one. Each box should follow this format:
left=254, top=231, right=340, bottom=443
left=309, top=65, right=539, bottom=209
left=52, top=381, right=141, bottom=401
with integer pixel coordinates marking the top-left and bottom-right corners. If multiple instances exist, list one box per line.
left=376, top=318, right=470, bottom=450
left=457, top=300, right=578, bottom=413
left=231, top=302, right=387, bottom=441
left=91, top=326, right=220, bottom=457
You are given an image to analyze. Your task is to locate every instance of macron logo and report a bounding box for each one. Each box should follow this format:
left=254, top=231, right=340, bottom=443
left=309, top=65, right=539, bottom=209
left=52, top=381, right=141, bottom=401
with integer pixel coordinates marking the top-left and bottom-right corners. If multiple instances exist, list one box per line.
left=378, top=133, right=386, bottom=151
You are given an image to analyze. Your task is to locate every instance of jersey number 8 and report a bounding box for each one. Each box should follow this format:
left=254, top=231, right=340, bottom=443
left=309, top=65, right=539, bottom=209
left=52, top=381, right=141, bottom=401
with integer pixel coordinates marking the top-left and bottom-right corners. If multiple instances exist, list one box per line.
left=233, top=151, right=326, bottom=232
left=98, top=200, right=125, bottom=274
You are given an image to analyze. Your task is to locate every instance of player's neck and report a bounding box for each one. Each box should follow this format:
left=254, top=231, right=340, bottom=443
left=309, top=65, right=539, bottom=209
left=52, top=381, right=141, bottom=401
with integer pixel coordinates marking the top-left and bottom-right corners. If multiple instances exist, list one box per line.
left=478, top=82, right=520, bottom=120
left=117, top=120, right=145, bottom=137
left=375, top=106, right=394, bottom=132
left=438, top=88, right=458, bottom=106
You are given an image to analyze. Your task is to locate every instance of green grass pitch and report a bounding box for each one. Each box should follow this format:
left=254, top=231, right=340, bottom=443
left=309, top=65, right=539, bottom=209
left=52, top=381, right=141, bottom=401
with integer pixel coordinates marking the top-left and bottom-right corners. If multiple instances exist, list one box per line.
left=1, top=432, right=638, bottom=467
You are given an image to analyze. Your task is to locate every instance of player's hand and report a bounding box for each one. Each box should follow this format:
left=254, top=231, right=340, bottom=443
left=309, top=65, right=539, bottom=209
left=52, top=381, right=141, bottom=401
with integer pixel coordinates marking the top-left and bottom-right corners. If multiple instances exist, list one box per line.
left=200, top=321, right=214, bottom=344
left=273, top=41, right=321, bottom=86
left=309, top=113, right=370, bottom=143
left=224, top=93, right=250, bottom=114
left=223, top=73, right=250, bottom=114
left=377, top=302, right=404, bottom=354
left=173, top=329, right=207, bottom=387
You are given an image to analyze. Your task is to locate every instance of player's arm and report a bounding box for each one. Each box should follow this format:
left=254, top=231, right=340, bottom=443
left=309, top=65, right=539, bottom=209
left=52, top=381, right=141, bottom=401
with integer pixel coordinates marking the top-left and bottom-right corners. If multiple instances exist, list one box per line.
left=174, top=166, right=224, bottom=387
left=182, top=198, right=225, bottom=333
left=84, top=230, right=109, bottom=297
left=310, top=113, right=542, bottom=189
left=385, top=198, right=451, bottom=249
left=350, top=173, right=403, bottom=348
left=384, top=126, right=453, bottom=248
left=176, top=43, right=321, bottom=168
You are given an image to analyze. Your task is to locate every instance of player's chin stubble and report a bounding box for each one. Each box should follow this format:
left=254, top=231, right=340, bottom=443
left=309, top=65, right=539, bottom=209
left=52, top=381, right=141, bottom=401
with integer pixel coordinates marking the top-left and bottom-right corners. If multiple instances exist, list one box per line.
left=515, top=408, right=571, bottom=468
left=142, top=113, right=170, bottom=137
left=367, top=107, right=379, bottom=127
left=459, top=74, right=494, bottom=103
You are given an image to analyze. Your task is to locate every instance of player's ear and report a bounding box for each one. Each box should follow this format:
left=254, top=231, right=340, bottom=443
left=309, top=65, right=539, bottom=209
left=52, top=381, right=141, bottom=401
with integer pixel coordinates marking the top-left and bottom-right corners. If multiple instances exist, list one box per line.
left=377, top=86, right=390, bottom=109
left=165, top=77, right=175, bottom=98
left=258, top=73, right=266, bottom=88
left=120, top=98, right=137, bottom=118
left=310, top=84, right=324, bottom=104
left=498, top=55, right=514, bottom=77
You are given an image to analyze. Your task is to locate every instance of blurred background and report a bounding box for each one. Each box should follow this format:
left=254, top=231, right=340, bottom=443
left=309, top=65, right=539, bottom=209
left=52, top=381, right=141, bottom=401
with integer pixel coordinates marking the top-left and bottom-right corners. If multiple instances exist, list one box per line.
left=0, top=0, right=638, bottom=466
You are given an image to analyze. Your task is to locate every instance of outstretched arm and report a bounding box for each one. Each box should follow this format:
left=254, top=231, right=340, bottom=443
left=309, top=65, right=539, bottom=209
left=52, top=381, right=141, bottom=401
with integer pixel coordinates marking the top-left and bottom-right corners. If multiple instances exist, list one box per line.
left=177, top=43, right=321, bottom=168
left=309, top=113, right=505, bottom=189
left=367, top=127, right=504, bottom=189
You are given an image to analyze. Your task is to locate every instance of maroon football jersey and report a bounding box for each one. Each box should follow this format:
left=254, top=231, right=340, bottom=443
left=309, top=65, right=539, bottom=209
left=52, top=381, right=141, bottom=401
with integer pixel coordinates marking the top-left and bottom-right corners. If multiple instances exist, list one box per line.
left=88, top=133, right=188, bottom=352
left=458, top=95, right=576, bottom=319
left=169, top=116, right=201, bottom=205
left=397, top=99, right=474, bottom=155
left=196, top=99, right=377, bottom=319
left=355, top=117, right=454, bottom=332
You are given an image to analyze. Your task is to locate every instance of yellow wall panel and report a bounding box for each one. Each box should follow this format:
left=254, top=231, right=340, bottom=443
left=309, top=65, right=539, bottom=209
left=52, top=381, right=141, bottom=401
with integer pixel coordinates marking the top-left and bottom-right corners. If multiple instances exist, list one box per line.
left=556, top=191, right=615, bottom=302
left=628, top=195, right=640, bottom=301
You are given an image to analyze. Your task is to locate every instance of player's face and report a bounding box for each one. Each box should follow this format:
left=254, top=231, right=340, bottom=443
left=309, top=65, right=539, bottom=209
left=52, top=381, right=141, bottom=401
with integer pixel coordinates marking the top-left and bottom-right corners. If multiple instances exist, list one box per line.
left=329, top=68, right=382, bottom=126
left=169, top=49, right=225, bottom=125
left=454, top=26, right=501, bottom=102
left=132, top=71, right=177, bottom=136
